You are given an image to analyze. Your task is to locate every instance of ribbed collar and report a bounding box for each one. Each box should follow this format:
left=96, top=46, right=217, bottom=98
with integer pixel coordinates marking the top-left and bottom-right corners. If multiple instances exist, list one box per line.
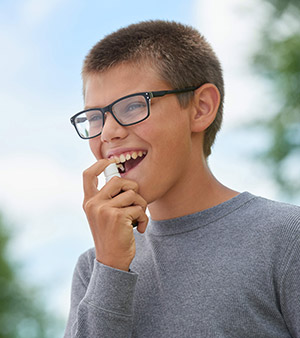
left=146, top=192, right=256, bottom=236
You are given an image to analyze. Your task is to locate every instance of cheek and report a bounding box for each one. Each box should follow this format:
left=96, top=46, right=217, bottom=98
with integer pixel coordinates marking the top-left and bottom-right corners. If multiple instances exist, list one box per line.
left=137, top=109, right=190, bottom=151
left=140, top=122, right=190, bottom=168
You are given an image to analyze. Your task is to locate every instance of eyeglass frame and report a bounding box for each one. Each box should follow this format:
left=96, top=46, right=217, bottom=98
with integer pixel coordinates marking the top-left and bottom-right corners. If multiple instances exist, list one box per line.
left=70, top=85, right=201, bottom=139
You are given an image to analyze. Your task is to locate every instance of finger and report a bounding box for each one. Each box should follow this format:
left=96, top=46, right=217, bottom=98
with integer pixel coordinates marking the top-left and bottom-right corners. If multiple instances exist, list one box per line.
left=123, top=206, right=148, bottom=231
left=109, top=189, right=147, bottom=211
left=83, top=159, right=114, bottom=200
left=136, top=210, right=149, bottom=233
left=136, top=214, right=148, bottom=233
left=100, top=177, right=139, bottom=199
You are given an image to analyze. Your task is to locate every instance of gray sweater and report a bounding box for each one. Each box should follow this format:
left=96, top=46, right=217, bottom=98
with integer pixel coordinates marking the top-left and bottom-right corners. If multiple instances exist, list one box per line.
left=64, top=192, right=300, bottom=337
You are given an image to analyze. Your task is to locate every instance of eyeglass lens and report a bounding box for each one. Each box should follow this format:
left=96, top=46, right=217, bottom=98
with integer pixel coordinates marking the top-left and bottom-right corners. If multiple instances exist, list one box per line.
left=75, top=95, right=149, bottom=138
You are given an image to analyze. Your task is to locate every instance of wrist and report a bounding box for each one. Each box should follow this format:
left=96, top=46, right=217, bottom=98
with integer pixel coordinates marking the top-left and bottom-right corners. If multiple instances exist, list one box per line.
left=84, top=260, right=138, bottom=317
left=96, top=256, right=132, bottom=272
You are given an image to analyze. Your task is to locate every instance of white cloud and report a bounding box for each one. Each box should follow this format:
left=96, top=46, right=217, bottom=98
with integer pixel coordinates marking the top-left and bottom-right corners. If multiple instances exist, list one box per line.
left=191, top=0, right=272, bottom=128
left=0, top=153, right=79, bottom=213
left=21, top=0, right=66, bottom=28
left=0, top=152, right=98, bottom=253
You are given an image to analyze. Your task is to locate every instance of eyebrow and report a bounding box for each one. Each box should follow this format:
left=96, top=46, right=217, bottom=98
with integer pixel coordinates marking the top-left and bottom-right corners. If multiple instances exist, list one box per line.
left=83, top=106, right=99, bottom=110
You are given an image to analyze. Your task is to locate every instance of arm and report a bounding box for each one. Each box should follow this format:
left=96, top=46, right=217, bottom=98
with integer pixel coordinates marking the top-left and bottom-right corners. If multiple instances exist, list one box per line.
left=64, top=252, right=138, bottom=338
left=279, top=232, right=300, bottom=337
left=64, top=160, right=148, bottom=337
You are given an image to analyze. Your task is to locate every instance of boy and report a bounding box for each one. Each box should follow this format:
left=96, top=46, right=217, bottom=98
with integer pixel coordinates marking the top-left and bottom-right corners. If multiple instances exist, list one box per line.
left=65, top=20, right=300, bottom=337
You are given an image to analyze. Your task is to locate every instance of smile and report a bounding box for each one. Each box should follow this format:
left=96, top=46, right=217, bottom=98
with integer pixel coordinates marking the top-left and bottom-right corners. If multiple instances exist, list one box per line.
left=109, top=151, right=147, bottom=174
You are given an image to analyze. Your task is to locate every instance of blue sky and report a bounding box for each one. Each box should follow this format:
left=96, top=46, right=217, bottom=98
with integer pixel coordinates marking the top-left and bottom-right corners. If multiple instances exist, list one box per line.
left=0, top=0, right=285, bottom=332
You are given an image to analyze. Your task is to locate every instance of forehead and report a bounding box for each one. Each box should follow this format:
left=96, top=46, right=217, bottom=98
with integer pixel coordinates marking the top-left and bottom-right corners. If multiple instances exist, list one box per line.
left=83, top=62, right=170, bottom=108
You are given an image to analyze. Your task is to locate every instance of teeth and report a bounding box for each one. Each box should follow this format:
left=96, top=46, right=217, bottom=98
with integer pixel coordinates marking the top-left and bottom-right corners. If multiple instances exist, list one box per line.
left=112, top=151, right=147, bottom=164
left=117, top=163, right=125, bottom=172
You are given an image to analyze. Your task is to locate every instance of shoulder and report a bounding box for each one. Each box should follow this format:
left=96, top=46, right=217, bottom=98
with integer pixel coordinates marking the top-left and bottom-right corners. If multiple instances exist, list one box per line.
left=243, top=194, right=300, bottom=252
left=236, top=192, right=300, bottom=226
left=252, top=194, right=300, bottom=212
left=226, top=193, right=300, bottom=249
left=248, top=195, right=300, bottom=229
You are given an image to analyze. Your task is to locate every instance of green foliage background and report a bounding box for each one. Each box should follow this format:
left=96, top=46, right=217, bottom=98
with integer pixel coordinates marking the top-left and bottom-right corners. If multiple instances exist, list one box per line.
left=251, top=0, right=300, bottom=198
left=0, top=213, right=63, bottom=338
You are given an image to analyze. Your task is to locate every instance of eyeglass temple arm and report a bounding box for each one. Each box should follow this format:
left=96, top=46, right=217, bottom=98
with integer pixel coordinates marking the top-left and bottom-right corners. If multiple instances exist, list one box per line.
left=150, top=86, right=200, bottom=98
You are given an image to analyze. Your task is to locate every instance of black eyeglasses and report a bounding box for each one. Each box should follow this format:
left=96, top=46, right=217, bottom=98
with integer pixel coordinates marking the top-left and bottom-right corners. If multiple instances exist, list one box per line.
left=70, top=86, right=200, bottom=139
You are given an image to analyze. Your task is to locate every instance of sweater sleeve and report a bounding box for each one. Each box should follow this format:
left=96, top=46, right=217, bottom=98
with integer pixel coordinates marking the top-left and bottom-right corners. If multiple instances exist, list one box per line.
left=64, top=251, right=138, bottom=338
left=279, top=231, right=300, bottom=337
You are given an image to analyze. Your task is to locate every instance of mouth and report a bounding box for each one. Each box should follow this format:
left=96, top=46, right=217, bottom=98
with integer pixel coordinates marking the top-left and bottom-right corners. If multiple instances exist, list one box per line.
left=109, top=150, right=147, bottom=175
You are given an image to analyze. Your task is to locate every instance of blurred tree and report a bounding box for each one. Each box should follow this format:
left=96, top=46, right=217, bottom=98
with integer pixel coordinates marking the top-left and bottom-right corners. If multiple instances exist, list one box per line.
left=0, top=213, right=63, bottom=338
left=251, top=0, right=300, bottom=198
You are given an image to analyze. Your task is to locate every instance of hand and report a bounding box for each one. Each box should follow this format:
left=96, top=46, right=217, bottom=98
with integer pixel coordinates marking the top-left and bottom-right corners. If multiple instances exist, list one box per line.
left=82, top=159, right=148, bottom=271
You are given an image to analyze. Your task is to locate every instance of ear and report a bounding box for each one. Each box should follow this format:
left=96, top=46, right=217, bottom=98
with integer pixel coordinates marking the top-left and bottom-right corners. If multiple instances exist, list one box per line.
left=190, top=83, right=220, bottom=133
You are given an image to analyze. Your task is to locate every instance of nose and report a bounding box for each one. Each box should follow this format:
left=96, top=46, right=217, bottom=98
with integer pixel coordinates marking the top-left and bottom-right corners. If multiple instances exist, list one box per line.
left=100, top=111, right=128, bottom=143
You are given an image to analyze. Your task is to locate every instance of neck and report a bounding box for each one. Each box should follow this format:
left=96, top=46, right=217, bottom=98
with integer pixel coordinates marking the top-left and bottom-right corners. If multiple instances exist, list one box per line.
left=148, top=157, right=238, bottom=221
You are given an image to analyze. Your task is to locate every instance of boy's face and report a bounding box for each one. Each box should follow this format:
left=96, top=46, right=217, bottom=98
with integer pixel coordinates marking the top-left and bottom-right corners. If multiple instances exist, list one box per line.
left=84, top=63, right=197, bottom=204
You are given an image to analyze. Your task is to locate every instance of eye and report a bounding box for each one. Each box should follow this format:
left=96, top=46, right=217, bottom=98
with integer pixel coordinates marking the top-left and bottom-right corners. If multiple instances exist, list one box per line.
left=75, top=116, right=87, bottom=124
left=126, top=102, right=146, bottom=112
left=112, top=95, right=148, bottom=124
left=86, top=112, right=102, bottom=124
left=89, top=114, right=101, bottom=121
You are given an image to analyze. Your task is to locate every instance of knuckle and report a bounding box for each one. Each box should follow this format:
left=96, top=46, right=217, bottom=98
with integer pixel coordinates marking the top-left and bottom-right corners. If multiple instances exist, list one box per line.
left=124, top=180, right=138, bottom=192
left=137, top=205, right=144, bottom=212
left=100, top=205, right=122, bottom=222
left=110, top=176, right=120, bottom=183
left=98, top=205, right=110, bottom=218
left=113, top=208, right=123, bottom=220
left=127, top=189, right=136, bottom=199
left=131, top=181, right=139, bottom=191
left=82, top=168, right=90, bottom=179
left=83, top=198, right=93, bottom=212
